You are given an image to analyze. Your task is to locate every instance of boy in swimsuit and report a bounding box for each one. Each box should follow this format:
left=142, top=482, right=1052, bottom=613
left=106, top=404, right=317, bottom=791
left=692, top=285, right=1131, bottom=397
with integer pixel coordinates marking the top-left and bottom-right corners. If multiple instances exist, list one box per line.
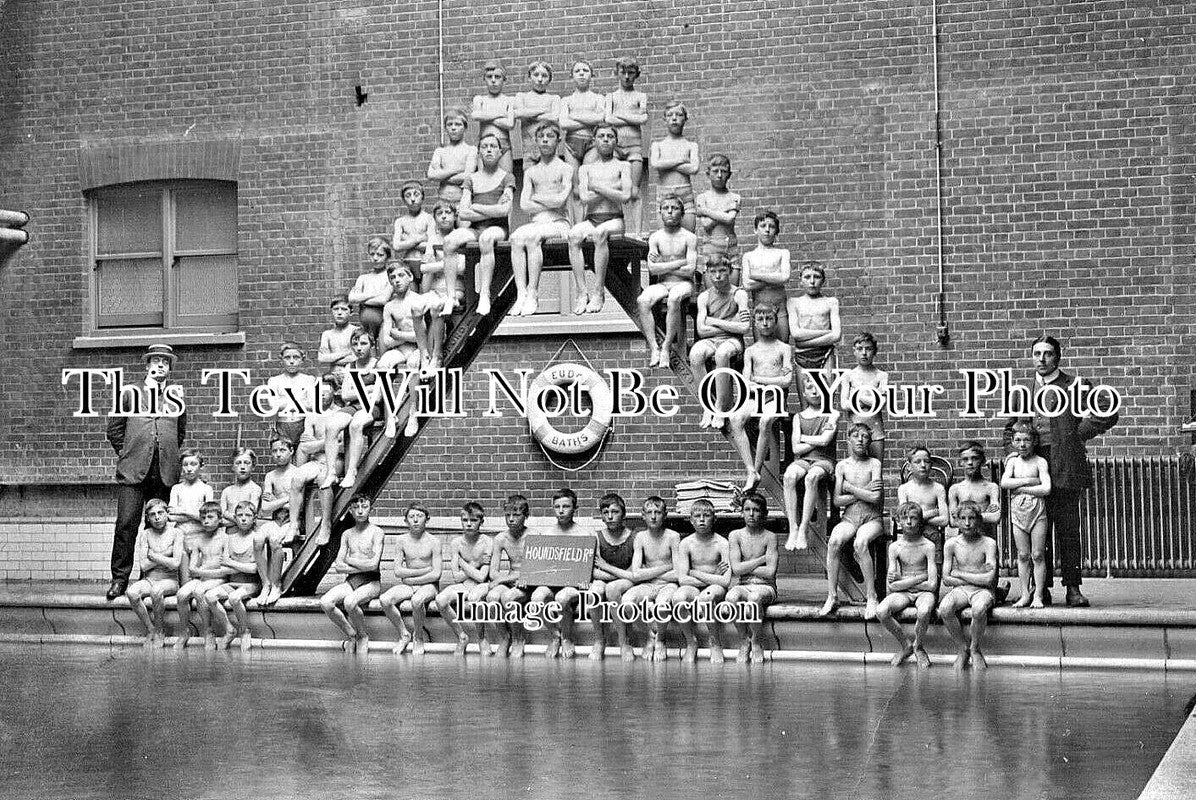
left=649, top=100, right=699, bottom=231
left=487, top=494, right=531, bottom=657
left=690, top=254, right=750, bottom=430
left=1001, top=422, right=1052, bottom=608
left=420, top=200, right=467, bottom=322
left=740, top=210, right=792, bottom=343
left=426, top=108, right=476, bottom=206
left=560, top=60, right=606, bottom=170
left=695, top=154, right=742, bottom=284
left=821, top=423, right=884, bottom=619
left=255, top=437, right=295, bottom=604
left=604, top=56, right=648, bottom=202
left=877, top=502, right=939, bottom=668
left=587, top=492, right=636, bottom=661
left=948, top=440, right=1008, bottom=603
left=724, top=492, right=779, bottom=663
left=324, top=329, right=380, bottom=489
left=529, top=488, right=594, bottom=659
left=783, top=369, right=840, bottom=551
left=348, top=239, right=392, bottom=347
left=219, top=448, right=262, bottom=526
left=174, top=501, right=229, bottom=650
left=124, top=498, right=183, bottom=648
left=287, top=376, right=344, bottom=546
left=393, top=181, right=434, bottom=270
left=514, top=60, right=561, bottom=166
left=728, top=303, right=794, bottom=493
left=471, top=61, right=515, bottom=172
left=379, top=502, right=442, bottom=655
left=840, top=332, right=887, bottom=461
left=443, top=133, right=515, bottom=316
left=168, top=448, right=213, bottom=552
left=374, top=262, right=433, bottom=439
left=897, top=444, right=950, bottom=566
left=318, top=294, right=360, bottom=371
left=320, top=494, right=384, bottom=654
left=206, top=501, right=262, bottom=651
left=672, top=498, right=732, bottom=663
left=567, top=124, right=631, bottom=314
left=786, top=260, right=841, bottom=371
left=510, top=120, right=573, bottom=317
left=435, top=501, right=494, bottom=656
left=938, top=500, right=997, bottom=670
left=636, top=194, right=698, bottom=368
left=265, top=344, right=317, bottom=449
left=620, top=495, right=683, bottom=661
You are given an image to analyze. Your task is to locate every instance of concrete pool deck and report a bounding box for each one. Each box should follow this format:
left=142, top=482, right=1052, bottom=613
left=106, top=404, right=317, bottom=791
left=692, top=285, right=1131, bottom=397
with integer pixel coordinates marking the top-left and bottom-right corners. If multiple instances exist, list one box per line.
left=4, top=577, right=1196, bottom=670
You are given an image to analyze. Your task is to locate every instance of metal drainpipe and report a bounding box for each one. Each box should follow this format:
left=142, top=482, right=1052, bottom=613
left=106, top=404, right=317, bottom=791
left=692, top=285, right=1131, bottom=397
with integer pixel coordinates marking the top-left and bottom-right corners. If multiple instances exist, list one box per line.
left=437, top=0, right=446, bottom=145
left=932, top=0, right=950, bottom=346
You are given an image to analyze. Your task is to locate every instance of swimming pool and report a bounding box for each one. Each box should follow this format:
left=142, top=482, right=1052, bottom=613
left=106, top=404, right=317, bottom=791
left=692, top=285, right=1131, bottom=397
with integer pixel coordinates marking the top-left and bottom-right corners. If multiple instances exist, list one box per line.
left=0, top=644, right=1186, bottom=799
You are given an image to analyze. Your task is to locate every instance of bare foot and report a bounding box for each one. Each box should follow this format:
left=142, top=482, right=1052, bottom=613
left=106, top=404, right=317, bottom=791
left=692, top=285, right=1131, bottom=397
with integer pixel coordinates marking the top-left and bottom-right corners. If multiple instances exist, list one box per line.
left=513, top=292, right=527, bottom=316
left=521, top=293, right=539, bottom=317
left=953, top=650, right=970, bottom=671
left=392, top=633, right=412, bottom=656
left=319, top=472, right=337, bottom=490
left=476, top=297, right=491, bottom=316
left=645, top=349, right=659, bottom=368
left=572, top=294, right=588, bottom=315
left=793, top=524, right=809, bottom=550
left=383, top=418, right=398, bottom=439
left=240, top=631, right=253, bottom=652
left=737, top=641, right=750, bottom=664
left=341, top=636, right=357, bottom=653
left=1030, top=597, right=1045, bottom=609
left=204, top=634, right=218, bottom=651
left=1012, top=595, right=1032, bottom=609
left=699, top=410, right=713, bottom=430
left=313, top=524, right=330, bottom=546
left=174, top=633, right=190, bottom=651
left=652, top=638, right=667, bottom=661
left=970, top=649, right=987, bottom=670
left=710, top=415, right=726, bottom=431
left=750, top=643, right=764, bottom=663
left=620, top=645, right=636, bottom=662
left=545, top=636, right=561, bottom=659
left=510, top=638, right=525, bottom=659
left=915, top=647, right=931, bottom=668
left=655, top=349, right=671, bottom=369
left=412, top=635, right=426, bottom=656
left=266, top=586, right=283, bottom=606
left=709, top=645, right=725, bottom=664
left=438, top=299, right=454, bottom=317
left=561, top=639, right=576, bottom=660
left=480, top=638, right=493, bottom=657
left=682, top=641, right=697, bottom=663
left=589, top=639, right=605, bottom=660
left=151, top=632, right=166, bottom=648
left=740, top=472, right=760, bottom=496
left=891, top=642, right=915, bottom=666
left=585, top=295, right=604, bottom=313
left=864, top=599, right=879, bottom=621
left=818, top=597, right=839, bottom=617
left=338, top=472, right=358, bottom=489
left=454, top=632, right=469, bottom=656
left=404, top=415, right=419, bottom=438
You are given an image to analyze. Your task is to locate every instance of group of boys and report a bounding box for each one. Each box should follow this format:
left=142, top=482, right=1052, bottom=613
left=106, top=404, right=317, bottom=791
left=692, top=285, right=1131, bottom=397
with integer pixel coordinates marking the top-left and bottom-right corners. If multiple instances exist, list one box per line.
left=321, top=488, right=779, bottom=664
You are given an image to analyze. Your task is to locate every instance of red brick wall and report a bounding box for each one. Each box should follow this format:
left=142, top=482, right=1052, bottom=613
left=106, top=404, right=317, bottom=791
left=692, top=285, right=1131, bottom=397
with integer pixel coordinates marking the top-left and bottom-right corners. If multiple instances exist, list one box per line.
left=0, top=0, right=1191, bottom=519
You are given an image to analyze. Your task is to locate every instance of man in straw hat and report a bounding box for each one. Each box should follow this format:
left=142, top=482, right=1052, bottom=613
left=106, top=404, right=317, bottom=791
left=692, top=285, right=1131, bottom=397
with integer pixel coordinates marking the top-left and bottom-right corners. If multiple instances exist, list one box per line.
left=104, top=343, right=187, bottom=600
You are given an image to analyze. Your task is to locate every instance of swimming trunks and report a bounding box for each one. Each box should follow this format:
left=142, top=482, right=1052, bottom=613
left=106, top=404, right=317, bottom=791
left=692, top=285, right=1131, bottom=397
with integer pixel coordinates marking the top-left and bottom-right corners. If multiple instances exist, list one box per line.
left=843, top=503, right=882, bottom=527
left=662, top=184, right=695, bottom=216
left=943, top=584, right=994, bottom=605
left=1010, top=493, right=1046, bottom=531
left=565, top=130, right=595, bottom=162
left=346, top=571, right=381, bottom=589
left=588, top=211, right=623, bottom=226
left=793, top=344, right=835, bottom=370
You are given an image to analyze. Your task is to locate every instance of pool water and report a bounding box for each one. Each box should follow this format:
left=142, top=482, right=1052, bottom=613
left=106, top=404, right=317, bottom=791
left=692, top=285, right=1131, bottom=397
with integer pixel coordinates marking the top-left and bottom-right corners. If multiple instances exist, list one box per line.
left=0, top=644, right=1187, bottom=800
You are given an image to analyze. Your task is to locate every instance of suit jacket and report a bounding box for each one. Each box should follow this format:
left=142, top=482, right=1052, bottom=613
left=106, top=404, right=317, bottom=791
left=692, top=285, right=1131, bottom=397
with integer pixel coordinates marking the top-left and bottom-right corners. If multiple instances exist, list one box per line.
left=105, top=382, right=187, bottom=486
left=1003, top=369, right=1118, bottom=491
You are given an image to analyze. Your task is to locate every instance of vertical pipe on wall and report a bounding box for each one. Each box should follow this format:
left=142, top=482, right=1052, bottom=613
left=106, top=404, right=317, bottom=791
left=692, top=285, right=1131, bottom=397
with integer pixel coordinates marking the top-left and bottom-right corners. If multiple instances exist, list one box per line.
left=438, top=0, right=446, bottom=145
left=931, top=0, right=949, bottom=346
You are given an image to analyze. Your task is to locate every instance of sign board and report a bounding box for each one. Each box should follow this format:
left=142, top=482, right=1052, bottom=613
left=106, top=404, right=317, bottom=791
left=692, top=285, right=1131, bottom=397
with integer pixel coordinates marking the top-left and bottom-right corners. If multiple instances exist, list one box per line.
left=516, top=534, right=595, bottom=589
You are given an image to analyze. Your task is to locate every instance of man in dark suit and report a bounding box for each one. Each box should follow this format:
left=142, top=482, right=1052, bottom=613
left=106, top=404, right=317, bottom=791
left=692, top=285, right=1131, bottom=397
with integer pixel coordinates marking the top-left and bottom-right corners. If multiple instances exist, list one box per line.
left=1004, top=335, right=1118, bottom=607
left=104, top=343, right=187, bottom=600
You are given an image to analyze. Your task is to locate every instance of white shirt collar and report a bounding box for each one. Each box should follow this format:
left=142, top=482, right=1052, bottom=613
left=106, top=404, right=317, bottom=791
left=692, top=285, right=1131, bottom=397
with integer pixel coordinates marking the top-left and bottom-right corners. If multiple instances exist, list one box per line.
left=1036, top=369, right=1061, bottom=385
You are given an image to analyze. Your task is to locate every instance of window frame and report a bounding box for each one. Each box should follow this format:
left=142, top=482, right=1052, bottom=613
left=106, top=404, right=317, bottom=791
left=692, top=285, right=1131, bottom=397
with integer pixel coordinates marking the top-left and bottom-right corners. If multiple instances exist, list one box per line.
left=87, top=179, right=239, bottom=335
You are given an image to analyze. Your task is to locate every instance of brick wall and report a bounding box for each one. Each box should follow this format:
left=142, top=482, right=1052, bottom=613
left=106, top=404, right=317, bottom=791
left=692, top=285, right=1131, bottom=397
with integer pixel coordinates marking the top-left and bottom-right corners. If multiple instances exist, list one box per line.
left=1, top=0, right=1192, bottom=565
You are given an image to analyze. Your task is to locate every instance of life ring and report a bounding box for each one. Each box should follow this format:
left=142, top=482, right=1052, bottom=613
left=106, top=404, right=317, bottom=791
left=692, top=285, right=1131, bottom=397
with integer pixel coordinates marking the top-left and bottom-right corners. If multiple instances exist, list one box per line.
left=527, top=363, right=613, bottom=455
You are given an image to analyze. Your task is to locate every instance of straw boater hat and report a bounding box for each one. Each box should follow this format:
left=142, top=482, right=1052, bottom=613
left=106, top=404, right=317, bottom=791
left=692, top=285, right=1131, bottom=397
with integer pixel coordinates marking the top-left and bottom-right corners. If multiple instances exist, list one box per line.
left=142, top=343, right=177, bottom=363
